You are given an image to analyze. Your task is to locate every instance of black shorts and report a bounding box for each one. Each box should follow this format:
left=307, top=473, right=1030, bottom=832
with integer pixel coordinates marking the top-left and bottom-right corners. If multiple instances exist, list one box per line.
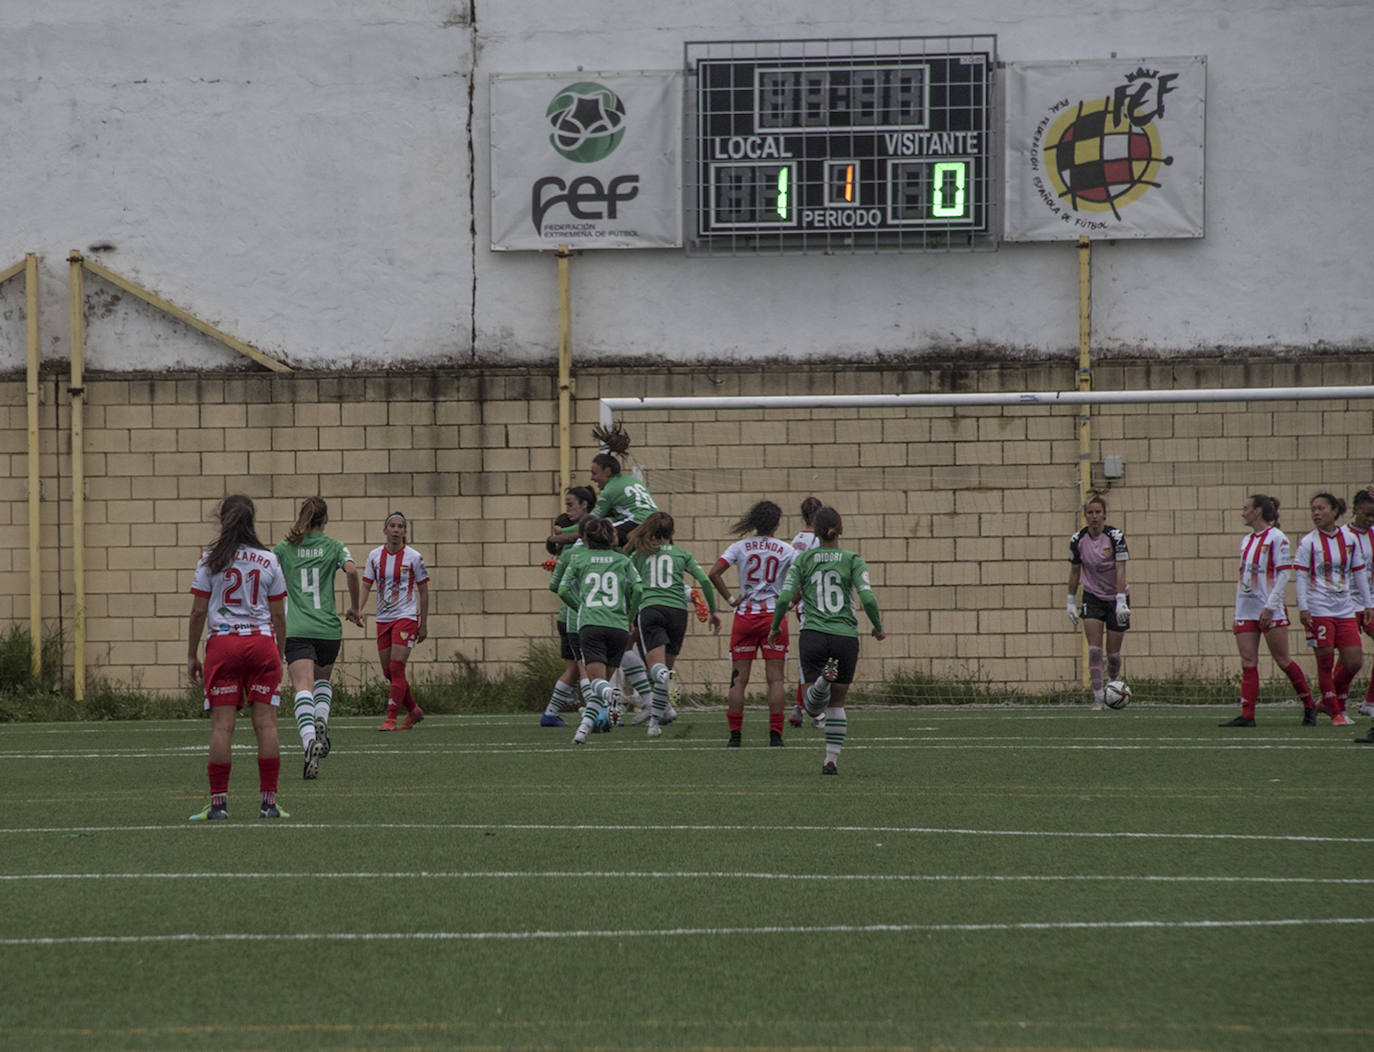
left=636, top=605, right=689, bottom=656
left=557, top=621, right=581, bottom=662
left=284, top=637, right=342, bottom=667
left=578, top=625, right=629, bottom=670
left=1081, top=592, right=1130, bottom=633
left=798, top=629, right=861, bottom=685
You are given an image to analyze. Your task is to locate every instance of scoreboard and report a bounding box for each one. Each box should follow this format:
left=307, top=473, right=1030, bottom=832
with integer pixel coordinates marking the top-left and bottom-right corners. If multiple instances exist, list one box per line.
left=687, top=38, right=996, bottom=254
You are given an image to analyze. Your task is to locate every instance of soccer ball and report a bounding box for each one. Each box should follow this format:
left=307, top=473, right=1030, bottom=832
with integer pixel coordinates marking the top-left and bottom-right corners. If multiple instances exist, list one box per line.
left=1104, top=680, right=1132, bottom=709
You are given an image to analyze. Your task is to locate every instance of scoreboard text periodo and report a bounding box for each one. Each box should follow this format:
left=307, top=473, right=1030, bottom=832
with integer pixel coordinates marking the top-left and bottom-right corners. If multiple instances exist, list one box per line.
left=690, top=43, right=994, bottom=253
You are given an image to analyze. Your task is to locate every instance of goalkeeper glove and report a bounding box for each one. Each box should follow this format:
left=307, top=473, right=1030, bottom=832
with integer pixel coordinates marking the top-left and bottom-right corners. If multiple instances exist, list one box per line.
left=1115, top=593, right=1131, bottom=627
left=541, top=559, right=557, bottom=572
left=1065, top=595, right=1079, bottom=628
left=690, top=588, right=710, bottom=623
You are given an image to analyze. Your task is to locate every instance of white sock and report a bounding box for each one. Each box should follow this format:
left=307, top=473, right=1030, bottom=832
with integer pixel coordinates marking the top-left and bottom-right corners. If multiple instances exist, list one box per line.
left=312, top=679, right=332, bottom=728
left=824, top=706, right=846, bottom=764
left=293, top=691, right=316, bottom=747
left=546, top=680, right=576, bottom=717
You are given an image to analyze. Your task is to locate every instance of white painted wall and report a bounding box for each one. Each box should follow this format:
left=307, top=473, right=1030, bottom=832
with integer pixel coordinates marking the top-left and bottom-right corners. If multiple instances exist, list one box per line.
left=1, top=0, right=1369, bottom=370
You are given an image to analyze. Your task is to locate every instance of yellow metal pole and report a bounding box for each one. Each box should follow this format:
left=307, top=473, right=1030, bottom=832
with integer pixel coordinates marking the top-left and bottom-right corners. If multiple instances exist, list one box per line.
left=25, top=254, right=41, bottom=678
left=68, top=252, right=86, bottom=702
left=1077, top=236, right=1093, bottom=690
left=557, top=245, right=572, bottom=496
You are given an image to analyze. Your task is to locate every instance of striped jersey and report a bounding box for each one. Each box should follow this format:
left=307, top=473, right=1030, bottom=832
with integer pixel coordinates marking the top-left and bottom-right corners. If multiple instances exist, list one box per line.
left=363, top=544, right=429, bottom=622
left=190, top=545, right=287, bottom=637
left=273, top=532, right=354, bottom=640
left=1233, top=526, right=1292, bottom=622
left=1294, top=526, right=1371, bottom=618
left=716, top=534, right=796, bottom=615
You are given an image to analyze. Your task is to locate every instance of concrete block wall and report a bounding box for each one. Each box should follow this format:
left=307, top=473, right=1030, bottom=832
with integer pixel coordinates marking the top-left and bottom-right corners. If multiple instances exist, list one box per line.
left=3, top=355, right=1372, bottom=703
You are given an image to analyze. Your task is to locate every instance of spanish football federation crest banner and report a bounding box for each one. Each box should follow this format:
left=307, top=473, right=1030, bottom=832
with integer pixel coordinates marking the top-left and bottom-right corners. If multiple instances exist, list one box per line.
left=490, top=71, right=682, bottom=250
left=1003, top=56, right=1205, bottom=241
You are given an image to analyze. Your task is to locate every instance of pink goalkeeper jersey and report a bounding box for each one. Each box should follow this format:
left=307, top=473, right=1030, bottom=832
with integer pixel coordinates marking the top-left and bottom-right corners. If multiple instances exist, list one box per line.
left=364, top=544, right=429, bottom=622
left=717, top=535, right=795, bottom=615
left=1234, top=526, right=1292, bottom=622
left=190, top=546, right=287, bottom=637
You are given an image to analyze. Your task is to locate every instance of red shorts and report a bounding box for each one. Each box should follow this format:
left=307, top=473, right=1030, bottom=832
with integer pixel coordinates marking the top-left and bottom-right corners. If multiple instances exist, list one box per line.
left=377, top=618, right=419, bottom=651
left=1304, top=616, right=1361, bottom=649
left=1233, top=616, right=1290, bottom=635
left=730, top=610, right=788, bottom=661
left=202, top=634, right=283, bottom=710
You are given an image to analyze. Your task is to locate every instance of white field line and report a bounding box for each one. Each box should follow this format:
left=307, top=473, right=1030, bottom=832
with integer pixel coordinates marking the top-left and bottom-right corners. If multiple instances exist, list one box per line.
left=2, top=821, right=1371, bottom=843
left=4, top=870, right=1373, bottom=884
left=4, top=916, right=1371, bottom=947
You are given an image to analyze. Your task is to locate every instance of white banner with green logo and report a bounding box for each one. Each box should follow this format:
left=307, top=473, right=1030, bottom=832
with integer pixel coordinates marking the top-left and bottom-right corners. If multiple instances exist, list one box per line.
left=490, top=71, right=682, bottom=250
left=1003, top=56, right=1205, bottom=241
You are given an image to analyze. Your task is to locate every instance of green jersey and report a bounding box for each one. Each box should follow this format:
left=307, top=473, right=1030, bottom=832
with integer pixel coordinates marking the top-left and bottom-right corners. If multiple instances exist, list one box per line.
left=548, top=538, right=584, bottom=625
left=557, top=547, right=643, bottom=631
left=629, top=543, right=717, bottom=613
left=772, top=546, right=882, bottom=638
left=591, top=473, right=659, bottom=526
left=273, top=532, right=355, bottom=640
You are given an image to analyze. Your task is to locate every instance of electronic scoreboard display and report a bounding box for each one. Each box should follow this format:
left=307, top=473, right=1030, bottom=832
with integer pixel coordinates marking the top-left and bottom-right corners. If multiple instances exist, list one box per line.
left=686, top=38, right=995, bottom=254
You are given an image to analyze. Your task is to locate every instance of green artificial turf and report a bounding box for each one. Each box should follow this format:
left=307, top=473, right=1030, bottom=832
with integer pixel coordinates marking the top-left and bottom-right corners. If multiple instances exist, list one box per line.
left=1, top=705, right=1371, bottom=1050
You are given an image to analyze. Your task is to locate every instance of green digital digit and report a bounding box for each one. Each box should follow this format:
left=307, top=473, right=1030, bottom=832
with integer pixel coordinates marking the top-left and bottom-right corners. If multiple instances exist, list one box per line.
left=775, top=165, right=790, bottom=219
left=931, top=161, right=967, bottom=218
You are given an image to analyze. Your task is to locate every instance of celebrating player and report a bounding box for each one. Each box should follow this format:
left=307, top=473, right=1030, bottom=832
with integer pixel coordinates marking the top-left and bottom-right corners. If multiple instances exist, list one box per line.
left=1221, top=494, right=1315, bottom=727
left=1294, top=492, right=1372, bottom=725
left=358, top=511, right=430, bottom=731
left=557, top=516, right=643, bottom=744
left=788, top=496, right=824, bottom=728
left=186, top=494, right=289, bottom=820
left=274, top=497, right=362, bottom=778
left=770, top=506, right=885, bottom=775
left=1065, top=494, right=1131, bottom=709
left=623, top=511, right=721, bottom=737
left=708, top=500, right=797, bottom=747
left=540, top=486, right=596, bottom=727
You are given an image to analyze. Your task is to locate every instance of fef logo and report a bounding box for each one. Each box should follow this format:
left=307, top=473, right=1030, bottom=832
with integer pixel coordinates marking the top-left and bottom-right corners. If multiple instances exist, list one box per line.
left=1040, top=67, right=1179, bottom=221
left=546, top=82, right=627, bottom=163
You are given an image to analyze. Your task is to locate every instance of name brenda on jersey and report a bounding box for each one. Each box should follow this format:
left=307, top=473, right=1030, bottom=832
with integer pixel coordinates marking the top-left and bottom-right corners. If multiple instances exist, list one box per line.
left=743, top=538, right=784, bottom=551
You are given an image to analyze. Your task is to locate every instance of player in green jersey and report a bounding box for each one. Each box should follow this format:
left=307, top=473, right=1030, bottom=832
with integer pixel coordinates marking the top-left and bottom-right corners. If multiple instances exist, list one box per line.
left=273, top=497, right=362, bottom=780
left=558, top=516, right=644, bottom=744
left=769, top=507, right=885, bottom=775
left=541, top=486, right=596, bottom=727
left=624, top=512, right=721, bottom=737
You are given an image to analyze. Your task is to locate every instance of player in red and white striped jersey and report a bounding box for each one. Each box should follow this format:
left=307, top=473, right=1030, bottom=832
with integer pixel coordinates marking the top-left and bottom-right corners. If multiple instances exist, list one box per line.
left=359, top=512, right=430, bottom=731
left=708, top=500, right=796, bottom=747
left=185, top=494, right=288, bottom=820
left=1293, top=492, right=1373, bottom=726
left=1220, top=494, right=1315, bottom=727
left=1344, top=488, right=1374, bottom=725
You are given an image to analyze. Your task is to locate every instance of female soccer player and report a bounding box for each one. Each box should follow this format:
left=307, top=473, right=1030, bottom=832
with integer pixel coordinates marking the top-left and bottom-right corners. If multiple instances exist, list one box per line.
left=1221, top=494, right=1315, bottom=727
left=708, top=500, right=796, bottom=747
left=557, top=516, right=643, bottom=744
left=186, top=494, right=289, bottom=820
left=1344, top=489, right=1374, bottom=721
left=274, top=497, right=362, bottom=777
left=623, top=511, right=721, bottom=737
left=1065, top=494, right=1131, bottom=709
left=1294, top=492, right=1372, bottom=725
left=540, top=486, right=596, bottom=727
left=788, top=496, right=824, bottom=728
left=770, top=506, right=884, bottom=775
left=358, top=511, right=430, bottom=731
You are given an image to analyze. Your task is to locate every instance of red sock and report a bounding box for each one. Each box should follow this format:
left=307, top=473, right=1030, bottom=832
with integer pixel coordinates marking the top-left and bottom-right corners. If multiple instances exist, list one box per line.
left=727, top=711, right=743, bottom=732
left=1316, top=652, right=1336, bottom=710
left=1240, top=667, right=1259, bottom=719
left=208, top=761, right=231, bottom=797
left=258, top=756, right=280, bottom=794
left=1283, top=662, right=1315, bottom=707
left=1333, top=662, right=1356, bottom=713
left=769, top=710, right=784, bottom=733
left=795, top=683, right=805, bottom=705
left=388, top=661, right=411, bottom=711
